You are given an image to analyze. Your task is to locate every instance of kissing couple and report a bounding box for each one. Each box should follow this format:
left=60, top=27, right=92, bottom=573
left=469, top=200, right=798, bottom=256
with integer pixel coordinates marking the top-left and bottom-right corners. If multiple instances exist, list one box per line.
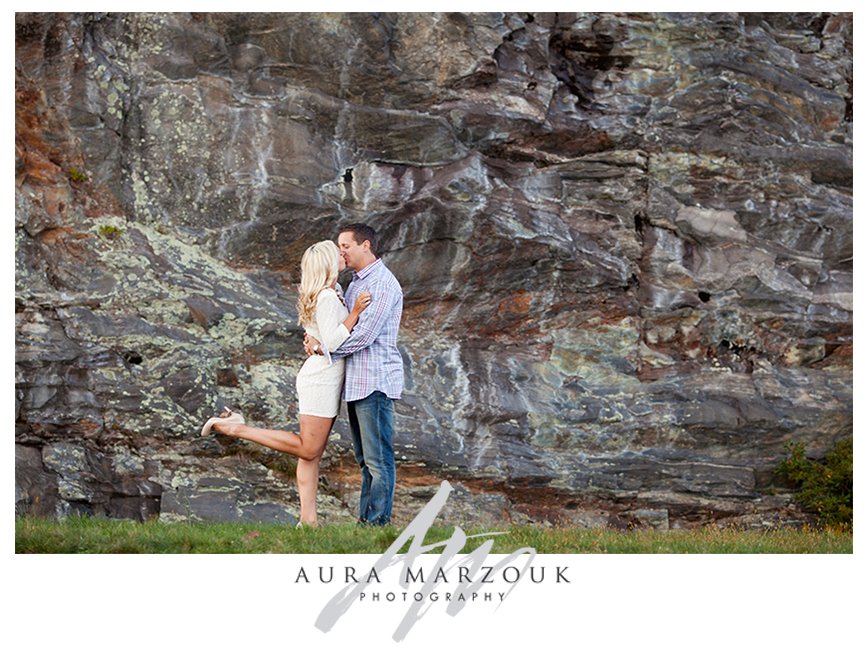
left=201, top=223, right=404, bottom=527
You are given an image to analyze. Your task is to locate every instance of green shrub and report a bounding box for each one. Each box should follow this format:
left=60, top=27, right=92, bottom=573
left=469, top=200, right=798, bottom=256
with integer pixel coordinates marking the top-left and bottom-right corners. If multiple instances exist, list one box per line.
left=776, top=438, right=852, bottom=527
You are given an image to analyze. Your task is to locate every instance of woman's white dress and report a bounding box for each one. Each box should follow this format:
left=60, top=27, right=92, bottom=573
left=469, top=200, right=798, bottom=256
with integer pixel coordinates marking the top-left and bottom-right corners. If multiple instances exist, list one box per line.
left=296, top=287, right=350, bottom=418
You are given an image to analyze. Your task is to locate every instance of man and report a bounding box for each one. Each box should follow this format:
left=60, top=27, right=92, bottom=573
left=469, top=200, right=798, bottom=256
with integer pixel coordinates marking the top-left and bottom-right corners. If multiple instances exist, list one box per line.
left=306, top=223, right=404, bottom=526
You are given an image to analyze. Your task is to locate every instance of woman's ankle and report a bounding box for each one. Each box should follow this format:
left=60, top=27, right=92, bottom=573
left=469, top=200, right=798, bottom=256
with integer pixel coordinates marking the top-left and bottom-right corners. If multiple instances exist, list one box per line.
left=214, top=422, right=243, bottom=437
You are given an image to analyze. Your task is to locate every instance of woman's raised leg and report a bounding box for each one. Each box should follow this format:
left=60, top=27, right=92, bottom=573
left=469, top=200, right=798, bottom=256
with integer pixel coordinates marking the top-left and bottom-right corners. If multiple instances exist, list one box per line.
left=213, top=414, right=333, bottom=461
left=213, top=414, right=335, bottom=525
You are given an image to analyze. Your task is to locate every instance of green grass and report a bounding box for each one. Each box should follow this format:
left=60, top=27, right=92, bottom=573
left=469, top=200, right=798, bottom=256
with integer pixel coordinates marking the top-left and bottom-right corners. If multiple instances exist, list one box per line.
left=15, top=517, right=852, bottom=554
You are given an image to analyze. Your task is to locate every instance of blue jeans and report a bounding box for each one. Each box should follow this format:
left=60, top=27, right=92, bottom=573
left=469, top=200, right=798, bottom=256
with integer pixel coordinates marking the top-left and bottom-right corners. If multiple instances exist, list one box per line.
left=347, top=391, right=395, bottom=526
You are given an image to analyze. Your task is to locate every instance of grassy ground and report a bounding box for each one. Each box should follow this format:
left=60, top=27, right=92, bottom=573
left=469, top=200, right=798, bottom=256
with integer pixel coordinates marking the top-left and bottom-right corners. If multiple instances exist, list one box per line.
left=15, top=516, right=852, bottom=554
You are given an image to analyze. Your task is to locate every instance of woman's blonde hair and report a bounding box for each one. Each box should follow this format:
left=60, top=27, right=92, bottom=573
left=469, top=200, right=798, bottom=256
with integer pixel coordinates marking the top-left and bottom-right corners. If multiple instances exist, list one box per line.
left=297, top=240, right=340, bottom=327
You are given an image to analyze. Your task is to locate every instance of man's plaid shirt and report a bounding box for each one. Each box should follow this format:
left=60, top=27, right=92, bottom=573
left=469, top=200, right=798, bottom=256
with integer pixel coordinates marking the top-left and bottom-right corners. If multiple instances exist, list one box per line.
left=332, top=258, right=404, bottom=402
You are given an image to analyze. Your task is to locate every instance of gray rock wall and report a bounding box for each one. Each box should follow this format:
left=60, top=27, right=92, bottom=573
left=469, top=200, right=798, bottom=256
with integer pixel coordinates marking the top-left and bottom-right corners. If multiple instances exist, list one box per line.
left=15, top=12, right=851, bottom=527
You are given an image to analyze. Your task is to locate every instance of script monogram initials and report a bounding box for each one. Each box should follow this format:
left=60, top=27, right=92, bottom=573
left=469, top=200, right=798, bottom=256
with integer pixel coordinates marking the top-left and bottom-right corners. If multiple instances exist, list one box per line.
left=315, top=480, right=536, bottom=641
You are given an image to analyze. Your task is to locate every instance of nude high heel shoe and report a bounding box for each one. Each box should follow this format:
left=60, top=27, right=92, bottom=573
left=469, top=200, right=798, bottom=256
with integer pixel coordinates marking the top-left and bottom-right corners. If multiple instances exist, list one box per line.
left=200, top=407, right=245, bottom=436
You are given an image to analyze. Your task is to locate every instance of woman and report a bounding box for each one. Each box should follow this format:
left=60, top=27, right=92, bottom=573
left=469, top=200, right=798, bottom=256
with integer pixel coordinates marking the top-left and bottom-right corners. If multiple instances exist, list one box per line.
left=200, top=240, right=371, bottom=526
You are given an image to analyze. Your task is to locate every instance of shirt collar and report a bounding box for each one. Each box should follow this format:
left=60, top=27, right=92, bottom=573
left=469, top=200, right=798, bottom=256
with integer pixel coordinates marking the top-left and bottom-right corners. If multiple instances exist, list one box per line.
left=354, top=257, right=382, bottom=281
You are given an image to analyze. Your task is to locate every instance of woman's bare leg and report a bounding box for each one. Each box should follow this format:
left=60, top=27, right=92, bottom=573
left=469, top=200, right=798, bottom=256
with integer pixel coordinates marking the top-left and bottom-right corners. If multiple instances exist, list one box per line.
left=296, top=457, right=321, bottom=525
left=213, top=415, right=334, bottom=524
left=213, top=414, right=333, bottom=461
left=294, top=415, right=334, bottom=525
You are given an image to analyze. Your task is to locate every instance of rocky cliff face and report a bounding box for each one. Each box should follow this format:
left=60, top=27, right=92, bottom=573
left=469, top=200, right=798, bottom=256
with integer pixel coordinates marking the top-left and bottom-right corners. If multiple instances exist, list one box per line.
left=15, top=12, right=852, bottom=529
